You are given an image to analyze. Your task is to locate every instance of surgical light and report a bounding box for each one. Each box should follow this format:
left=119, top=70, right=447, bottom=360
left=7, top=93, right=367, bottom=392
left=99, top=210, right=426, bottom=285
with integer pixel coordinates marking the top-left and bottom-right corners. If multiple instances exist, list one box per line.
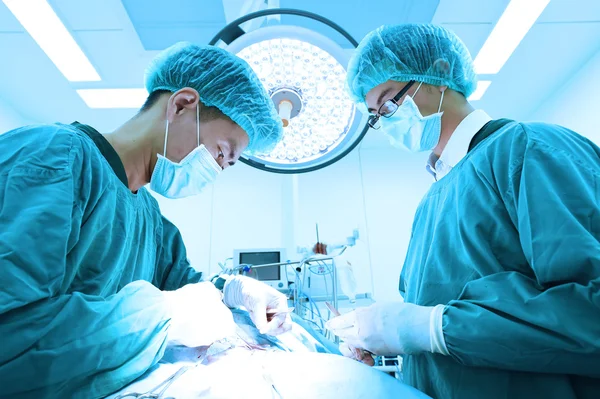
left=2, top=0, right=100, bottom=82
left=473, top=0, right=551, bottom=75
left=210, top=9, right=368, bottom=174
left=236, top=36, right=354, bottom=165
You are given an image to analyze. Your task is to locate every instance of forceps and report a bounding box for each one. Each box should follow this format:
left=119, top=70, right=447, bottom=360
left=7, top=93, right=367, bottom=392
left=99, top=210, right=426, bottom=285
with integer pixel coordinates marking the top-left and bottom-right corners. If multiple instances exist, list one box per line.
left=113, top=363, right=197, bottom=399
left=266, top=307, right=294, bottom=321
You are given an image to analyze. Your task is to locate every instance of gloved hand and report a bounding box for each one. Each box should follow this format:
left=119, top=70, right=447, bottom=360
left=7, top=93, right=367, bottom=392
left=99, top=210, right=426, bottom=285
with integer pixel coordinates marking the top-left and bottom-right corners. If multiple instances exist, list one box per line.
left=223, top=275, right=292, bottom=336
left=325, top=301, right=448, bottom=356
left=339, top=342, right=375, bottom=366
left=163, top=282, right=237, bottom=348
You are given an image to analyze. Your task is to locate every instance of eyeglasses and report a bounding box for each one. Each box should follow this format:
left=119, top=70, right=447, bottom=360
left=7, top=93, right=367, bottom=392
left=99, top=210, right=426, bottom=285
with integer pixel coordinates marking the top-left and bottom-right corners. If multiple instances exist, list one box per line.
left=368, top=81, right=415, bottom=130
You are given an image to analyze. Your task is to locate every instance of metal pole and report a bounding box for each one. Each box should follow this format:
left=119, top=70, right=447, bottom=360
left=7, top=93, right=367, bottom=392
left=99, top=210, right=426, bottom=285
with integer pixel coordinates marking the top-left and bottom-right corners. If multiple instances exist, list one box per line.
left=332, top=259, right=339, bottom=344
left=294, top=267, right=300, bottom=317
left=238, top=257, right=336, bottom=270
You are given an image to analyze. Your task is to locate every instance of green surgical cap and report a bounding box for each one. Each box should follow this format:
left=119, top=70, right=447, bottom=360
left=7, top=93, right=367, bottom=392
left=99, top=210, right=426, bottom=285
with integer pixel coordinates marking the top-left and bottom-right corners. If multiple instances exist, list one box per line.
left=347, top=24, right=477, bottom=108
left=145, top=42, right=283, bottom=155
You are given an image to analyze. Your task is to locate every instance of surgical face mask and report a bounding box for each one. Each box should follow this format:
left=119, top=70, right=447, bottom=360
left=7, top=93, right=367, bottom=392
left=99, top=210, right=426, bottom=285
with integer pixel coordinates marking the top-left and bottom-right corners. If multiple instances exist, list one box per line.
left=380, top=82, right=444, bottom=153
left=150, top=104, right=221, bottom=199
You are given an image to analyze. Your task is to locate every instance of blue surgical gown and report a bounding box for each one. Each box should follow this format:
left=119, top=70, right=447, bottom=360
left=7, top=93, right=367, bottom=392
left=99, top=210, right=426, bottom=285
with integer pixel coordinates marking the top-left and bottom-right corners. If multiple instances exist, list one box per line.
left=0, top=124, right=203, bottom=398
left=400, top=121, right=600, bottom=399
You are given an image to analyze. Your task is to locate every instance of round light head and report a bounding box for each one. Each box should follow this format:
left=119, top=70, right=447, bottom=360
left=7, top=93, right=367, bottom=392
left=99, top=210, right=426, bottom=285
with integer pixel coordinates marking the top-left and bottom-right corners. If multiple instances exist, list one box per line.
left=227, top=25, right=367, bottom=173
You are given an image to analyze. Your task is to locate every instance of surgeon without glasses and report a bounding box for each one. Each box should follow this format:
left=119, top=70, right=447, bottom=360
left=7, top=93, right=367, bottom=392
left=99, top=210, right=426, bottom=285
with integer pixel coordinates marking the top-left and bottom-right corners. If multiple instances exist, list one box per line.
left=0, top=42, right=291, bottom=398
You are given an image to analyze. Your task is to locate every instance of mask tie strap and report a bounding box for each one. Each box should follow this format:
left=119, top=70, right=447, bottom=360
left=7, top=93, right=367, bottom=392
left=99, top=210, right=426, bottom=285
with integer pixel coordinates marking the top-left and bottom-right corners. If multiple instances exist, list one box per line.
left=412, top=82, right=424, bottom=98
left=163, top=118, right=169, bottom=157
left=438, top=90, right=445, bottom=113
left=196, top=103, right=200, bottom=147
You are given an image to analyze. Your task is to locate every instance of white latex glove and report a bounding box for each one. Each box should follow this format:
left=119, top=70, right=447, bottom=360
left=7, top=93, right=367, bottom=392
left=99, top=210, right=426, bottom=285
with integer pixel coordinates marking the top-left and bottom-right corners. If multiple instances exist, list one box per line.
left=223, top=275, right=292, bottom=336
left=325, top=301, right=448, bottom=356
left=163, top=282, right=237, bottom=348
left=339, top=342, right=375, bottom=366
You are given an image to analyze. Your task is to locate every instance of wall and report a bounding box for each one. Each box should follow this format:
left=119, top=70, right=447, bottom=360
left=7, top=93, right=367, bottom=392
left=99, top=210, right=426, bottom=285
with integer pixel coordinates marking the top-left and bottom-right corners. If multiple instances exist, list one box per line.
left=359, top=148, right=432, bottom=301
left=290, top=147, right=433, bottom=301
left=291, top=151, right=374, bottom=300
left=0, top=95, right=33, bottom=132
left=530, top=48, right=600, bottom=144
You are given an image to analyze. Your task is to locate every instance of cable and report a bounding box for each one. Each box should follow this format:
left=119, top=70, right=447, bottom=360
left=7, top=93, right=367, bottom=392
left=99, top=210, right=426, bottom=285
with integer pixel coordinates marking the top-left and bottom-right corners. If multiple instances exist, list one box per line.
left=358, top=150, right=376, bottom=298
left=302, top=291, right=325, bottom=331
left=307, top=259, right=333, bottom=275
left=207, top=185, right=216, bottom=275
left=295, top=266, right=326, bottom=331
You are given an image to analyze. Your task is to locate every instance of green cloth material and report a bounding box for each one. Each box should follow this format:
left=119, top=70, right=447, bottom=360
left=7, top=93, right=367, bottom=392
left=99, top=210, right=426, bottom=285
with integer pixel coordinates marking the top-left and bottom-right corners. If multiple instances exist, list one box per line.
left=0, top=123, right=203, bottom=398
left=400, top=121, right=600, bottom=399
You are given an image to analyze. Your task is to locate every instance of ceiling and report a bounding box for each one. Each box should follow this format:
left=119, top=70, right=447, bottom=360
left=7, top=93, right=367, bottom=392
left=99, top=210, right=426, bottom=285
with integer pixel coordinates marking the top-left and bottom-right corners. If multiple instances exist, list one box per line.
left=0, top=0, right=599, bottom=150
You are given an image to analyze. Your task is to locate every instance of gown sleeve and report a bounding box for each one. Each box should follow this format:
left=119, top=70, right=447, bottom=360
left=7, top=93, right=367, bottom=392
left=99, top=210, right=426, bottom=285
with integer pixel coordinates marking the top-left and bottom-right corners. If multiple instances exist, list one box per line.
left=443, top=123, right=600, bottom=377
left=0, top=127, right=173, bottom=398
left=152, top=215, right=203, bottom=291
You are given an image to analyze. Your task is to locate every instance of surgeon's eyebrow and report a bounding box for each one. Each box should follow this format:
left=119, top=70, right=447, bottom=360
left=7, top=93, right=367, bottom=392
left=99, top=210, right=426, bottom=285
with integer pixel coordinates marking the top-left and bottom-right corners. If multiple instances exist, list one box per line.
left=368, top=87, right=394, bottom=114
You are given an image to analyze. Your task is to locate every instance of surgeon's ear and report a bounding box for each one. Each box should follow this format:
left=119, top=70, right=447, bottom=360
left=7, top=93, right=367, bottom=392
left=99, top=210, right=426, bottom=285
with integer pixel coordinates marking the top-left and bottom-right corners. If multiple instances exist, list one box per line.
left=171, top=88, right=200, bottom=116
left=432, top=58, right=451, bottom=77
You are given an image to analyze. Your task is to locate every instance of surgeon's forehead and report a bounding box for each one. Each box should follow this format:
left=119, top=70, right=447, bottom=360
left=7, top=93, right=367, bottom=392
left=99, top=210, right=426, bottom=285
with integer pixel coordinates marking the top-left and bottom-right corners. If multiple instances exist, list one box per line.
left=365, top=81, right=403, bottom=113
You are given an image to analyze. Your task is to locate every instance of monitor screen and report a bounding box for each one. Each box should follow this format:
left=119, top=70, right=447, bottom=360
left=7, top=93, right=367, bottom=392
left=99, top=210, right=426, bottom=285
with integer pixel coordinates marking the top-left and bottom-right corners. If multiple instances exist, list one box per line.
left=239, top=251, right=281, bottom=281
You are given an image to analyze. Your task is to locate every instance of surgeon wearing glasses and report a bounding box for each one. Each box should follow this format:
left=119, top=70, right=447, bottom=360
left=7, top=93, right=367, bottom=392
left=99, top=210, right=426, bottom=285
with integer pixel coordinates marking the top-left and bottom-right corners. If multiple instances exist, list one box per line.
left=327, top=24, right=600, bottom=399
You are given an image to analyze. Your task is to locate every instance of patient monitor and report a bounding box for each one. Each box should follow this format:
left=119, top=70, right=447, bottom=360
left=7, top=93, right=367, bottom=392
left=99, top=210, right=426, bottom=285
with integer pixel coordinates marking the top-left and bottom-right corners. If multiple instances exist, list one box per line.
left=233, top=248, right=288, bottom=291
